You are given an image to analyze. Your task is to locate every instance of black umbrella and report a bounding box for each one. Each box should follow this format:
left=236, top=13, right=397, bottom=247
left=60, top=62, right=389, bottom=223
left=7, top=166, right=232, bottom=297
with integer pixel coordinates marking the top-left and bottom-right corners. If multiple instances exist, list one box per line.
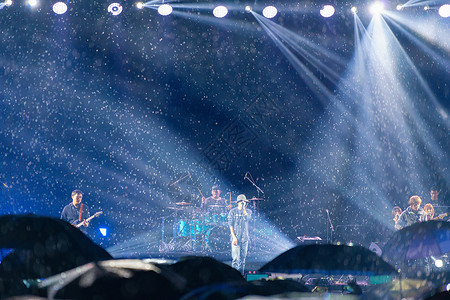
left=168, top=256, right=245, bottom=292
left=39, top=259, right=186, bottom=300
left=382, top=220, right=450, bottom=265
left=0, top=214, right=112, bottom=278
left=259, top=244, right=397, bottom=276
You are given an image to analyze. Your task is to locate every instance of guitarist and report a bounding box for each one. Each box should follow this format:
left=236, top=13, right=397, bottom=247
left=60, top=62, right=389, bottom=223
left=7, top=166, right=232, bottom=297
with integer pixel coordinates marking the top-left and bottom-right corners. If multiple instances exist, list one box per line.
left=61, top=189, right=90, bottom=229
left=395, top=195, right=427, bottom=230
left=424, top=203, right=447, bottom=220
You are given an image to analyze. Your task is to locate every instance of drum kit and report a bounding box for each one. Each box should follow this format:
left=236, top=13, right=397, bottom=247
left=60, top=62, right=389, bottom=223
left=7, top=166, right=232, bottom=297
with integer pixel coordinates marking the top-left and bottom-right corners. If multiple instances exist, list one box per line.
left=162, top=201, right=229, bottom=253
left=161, top=171, right=264, bottom=253
left=161, top=198, right=264, bottom=253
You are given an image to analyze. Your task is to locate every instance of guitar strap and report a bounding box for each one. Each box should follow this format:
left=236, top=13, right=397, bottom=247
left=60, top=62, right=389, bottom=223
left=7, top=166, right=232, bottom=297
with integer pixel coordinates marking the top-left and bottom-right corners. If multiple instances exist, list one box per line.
left=79, top=203, right=84, bottom=221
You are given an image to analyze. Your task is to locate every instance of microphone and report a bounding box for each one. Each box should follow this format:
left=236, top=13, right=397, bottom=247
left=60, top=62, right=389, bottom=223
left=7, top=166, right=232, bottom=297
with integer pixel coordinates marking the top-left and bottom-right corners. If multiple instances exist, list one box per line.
left=325, top=209, right=329, bottom=213
left=244, top=172, right=249, bottom=179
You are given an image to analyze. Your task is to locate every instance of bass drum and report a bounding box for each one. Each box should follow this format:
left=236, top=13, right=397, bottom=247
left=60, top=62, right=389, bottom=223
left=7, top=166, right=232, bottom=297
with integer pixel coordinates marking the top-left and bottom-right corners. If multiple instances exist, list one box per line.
left=205, top=226, right=230, bottom=252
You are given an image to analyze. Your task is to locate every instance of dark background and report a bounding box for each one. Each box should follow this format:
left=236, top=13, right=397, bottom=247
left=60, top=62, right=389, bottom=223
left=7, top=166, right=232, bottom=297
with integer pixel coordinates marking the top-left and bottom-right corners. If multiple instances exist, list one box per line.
left=0, top=0, right=448, bottom=250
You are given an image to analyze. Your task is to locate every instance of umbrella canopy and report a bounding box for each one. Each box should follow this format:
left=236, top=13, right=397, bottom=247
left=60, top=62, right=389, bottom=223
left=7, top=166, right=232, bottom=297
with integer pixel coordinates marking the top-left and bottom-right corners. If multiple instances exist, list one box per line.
left=382, top=220, right=450, bottom=264
left=0, top=214, right=112, bottom=278
left=259, top=244, right=397, bottom=276
left=180, top=279, right=310, bottom=300
left=39, top=259, right=186, bottom=300
left=168, top=256, right=245, bottom=292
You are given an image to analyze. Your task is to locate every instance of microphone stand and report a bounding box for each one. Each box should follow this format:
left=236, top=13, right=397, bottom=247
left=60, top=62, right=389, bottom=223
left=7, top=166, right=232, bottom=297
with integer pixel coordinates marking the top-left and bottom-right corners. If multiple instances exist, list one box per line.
left=244, top=174, right=264, bottom=216
left=326, top=209, right=334, bottom=244
left=169, top=173, right=190, bottom=186
left=244, top=175, right=264, bottom=195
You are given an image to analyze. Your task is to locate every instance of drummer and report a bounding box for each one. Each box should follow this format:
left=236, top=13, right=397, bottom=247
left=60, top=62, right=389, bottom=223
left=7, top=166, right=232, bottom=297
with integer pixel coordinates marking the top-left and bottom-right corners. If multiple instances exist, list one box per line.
left=201, top=185, right=231, bottom=211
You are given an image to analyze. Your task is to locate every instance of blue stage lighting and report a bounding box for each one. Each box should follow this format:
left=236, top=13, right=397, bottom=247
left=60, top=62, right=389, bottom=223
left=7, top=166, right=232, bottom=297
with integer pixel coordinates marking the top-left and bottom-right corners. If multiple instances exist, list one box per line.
left=439, top=4, right=450, bottom=18
left=27, top=0, right=38, bottom=7
left=52, top=2, right=67, bottom=14
left=320, top=5, right=335, bottom=18
left=369, top=1, right=385, bottom=15
left=262, top=6, right=277, bottom=19
left=99, top=227, right=108, bottom=236
left=107, top=2, right=122, bottom=16
left=213, top=5, right=228, bottom=18
left=158, top=4, right=172, bottom=16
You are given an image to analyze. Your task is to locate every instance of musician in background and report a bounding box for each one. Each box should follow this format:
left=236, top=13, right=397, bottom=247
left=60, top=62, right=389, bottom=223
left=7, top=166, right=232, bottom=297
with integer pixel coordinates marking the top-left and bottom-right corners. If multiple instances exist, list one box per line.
left=430, top=187, right=444, bottom=210
left=392, top=206, right=402, bottom=229
left=201, top=185, right=230, bottom=211
left=395, top=195, right=427, bottom=230
left=61, top=189, right=90, bottom=228
left=423, top=203, right=435, bottom=220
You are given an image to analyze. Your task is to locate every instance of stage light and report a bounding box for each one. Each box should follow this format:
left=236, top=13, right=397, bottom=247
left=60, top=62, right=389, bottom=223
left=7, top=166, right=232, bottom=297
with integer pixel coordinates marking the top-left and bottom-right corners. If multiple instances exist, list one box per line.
left=52, top=2, right=67, bottom=14
left=262, top=6, right=277, bottom=19
left=435, top=259, right=444, bottom=268
left=136, top=2, right=143, bottom=9
left=27, top=0, right=38, bottom=7
left=369, top=1, right=385, bottom=15
left=439, top=4, right=450, bottom=18
left=158, top=4, right=172, bottom=16
left=423, top=5, right=429, bottom=11
left=396, top=4, right=403, bottom=11
left=213, top=5, right=228, bottom=18
left=99, top=227, right=107, bottom=236
left=351, top=6, right=357, bottom=14
left=107, top=3, right=122, bottom=15
left=320, top=5, right=335, bottom=18
left=245, top=5, right=252, bottom=13
left=5, top=0, right=12, bottom=6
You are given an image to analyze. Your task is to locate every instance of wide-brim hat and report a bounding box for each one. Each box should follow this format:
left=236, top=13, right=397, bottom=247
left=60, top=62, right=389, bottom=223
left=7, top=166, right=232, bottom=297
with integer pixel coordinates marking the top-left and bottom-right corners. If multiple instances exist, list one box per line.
left=236, top=194, right=249, bottom=203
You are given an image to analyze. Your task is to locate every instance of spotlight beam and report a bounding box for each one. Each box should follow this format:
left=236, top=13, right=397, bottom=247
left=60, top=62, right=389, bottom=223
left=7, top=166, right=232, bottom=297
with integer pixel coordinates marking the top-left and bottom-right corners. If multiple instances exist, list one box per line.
left=257, top=15, right=345, bottom=68
left=382, top=10, right=450, bottom=54
left=252, top=12, right=333, bottom=106
left=260, top=19, right=343, bottom=85
left=297, top=4, right=450, bottom=232
left=384, top=15, right=450, bottom=71
left=399, top=0, right=435, bottom=9
left=376, top=17, right=450, bottom=128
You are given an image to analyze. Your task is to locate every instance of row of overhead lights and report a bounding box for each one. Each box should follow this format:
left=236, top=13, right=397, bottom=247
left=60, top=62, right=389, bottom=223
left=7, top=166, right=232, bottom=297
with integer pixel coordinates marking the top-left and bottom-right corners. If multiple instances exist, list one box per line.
left=2, top=0, right=450, bottom=18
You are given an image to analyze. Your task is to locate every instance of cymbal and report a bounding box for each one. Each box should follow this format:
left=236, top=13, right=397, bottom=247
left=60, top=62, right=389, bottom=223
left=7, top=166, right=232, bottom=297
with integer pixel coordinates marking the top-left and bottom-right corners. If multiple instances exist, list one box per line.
left=175, top=201, right=193, bottom=206
left=247, top=198, right=264, bottom=201
left=208, top=205, right=225, bottom=208
left=167, top=206, right=182, bottom=210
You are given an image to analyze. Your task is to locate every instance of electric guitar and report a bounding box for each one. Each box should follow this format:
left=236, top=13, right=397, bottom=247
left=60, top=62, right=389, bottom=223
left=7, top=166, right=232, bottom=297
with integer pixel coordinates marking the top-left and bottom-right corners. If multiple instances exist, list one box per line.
left=75, top=211, right=103, bottom=228
left=433, top=213, right=448, bottom=220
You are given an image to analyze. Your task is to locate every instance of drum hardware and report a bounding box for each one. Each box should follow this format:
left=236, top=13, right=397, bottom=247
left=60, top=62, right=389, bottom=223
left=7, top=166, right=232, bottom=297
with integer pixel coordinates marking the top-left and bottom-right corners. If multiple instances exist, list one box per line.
left=208, top=204, right=225, bottom=208
left=176, top=201, right=193, bottom=206
left=169, top=173, right=190, bottom=186
left=167, top=206, right=183, bottom=210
